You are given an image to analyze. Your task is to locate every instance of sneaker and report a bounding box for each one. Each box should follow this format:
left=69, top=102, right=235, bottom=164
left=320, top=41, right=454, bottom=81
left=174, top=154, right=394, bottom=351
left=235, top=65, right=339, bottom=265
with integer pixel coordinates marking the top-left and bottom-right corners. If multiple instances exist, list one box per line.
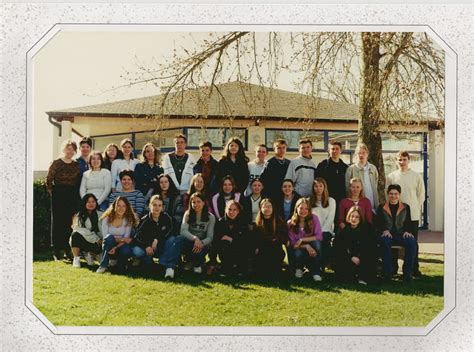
left=295, top=269, right=303, bottom=279
left=193, top=266, right=202, bottom=274
left=72, top=257, right=81, bottom=268
left=313, top=274, right=323, bottom=282
left=183, top=261, right=193, bottom=271
left=403, top=275, right=413, bottom=283
left=109, top=259, right=118, bottom=267
left=84, top=252, right=95, bottom=266
left=206, top=265, right=216, bottom=275
left=358, top=279, right=367, bottom=285
left=164, top=268, right=175, bottom=279
left=53, top=254, right=61, bottom=262
left=96, top=266, right=107, bottom=274
left=131, top=258, right=141, bottom=267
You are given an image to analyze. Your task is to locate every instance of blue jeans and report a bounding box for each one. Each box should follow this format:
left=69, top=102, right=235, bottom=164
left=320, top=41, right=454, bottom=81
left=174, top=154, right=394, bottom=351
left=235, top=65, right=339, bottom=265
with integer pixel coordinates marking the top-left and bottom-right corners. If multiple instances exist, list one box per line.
left=181, top=236, right=209, bottom=267
left=288, top=240, right=322, bottom=275
left=100, top=235, right=132, bottom=270
left=380, top=234, right=417, bottom=277
left=131, top=236, right=184, bottom=269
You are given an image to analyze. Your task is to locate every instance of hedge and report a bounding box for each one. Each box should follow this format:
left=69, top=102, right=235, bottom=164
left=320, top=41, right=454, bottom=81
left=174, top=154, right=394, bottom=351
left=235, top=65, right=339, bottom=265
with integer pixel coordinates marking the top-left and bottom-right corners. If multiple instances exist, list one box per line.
left=33, top=179, right=51, bottom=251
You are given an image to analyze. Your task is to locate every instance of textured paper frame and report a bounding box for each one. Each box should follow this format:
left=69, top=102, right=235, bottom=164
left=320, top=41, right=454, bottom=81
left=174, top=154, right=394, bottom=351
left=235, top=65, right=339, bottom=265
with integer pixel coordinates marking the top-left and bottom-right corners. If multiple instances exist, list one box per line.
left=3, top=2, right=472, bottom=350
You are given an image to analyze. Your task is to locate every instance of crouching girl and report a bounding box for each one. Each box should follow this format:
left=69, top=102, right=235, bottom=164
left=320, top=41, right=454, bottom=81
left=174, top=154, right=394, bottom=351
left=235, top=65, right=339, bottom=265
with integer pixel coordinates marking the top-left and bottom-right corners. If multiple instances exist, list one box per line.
left=253, top=198, right=288, bottom=279
left=180, top=192, right=216, bottom=274
left=333, top=206, right=374, bottom=285
left=70, top=193, right=103, bottom=268
left=96, top=197, right=138, bottom=273
left=287, top=198, right=324, bottom=282
left=131, top=195, right=182, bottom=279
left=212, top=201, right=250, bottom=276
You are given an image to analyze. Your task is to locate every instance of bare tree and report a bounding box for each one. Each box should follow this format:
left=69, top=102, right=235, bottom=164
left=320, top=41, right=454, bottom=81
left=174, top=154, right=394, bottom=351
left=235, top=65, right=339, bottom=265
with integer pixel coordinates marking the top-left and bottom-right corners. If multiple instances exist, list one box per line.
left=122, top=31, right=444, bottom=200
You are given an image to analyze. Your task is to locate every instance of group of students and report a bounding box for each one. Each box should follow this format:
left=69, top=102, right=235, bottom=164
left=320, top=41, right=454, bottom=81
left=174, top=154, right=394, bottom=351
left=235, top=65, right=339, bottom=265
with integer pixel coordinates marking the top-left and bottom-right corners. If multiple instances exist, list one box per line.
left=46, top=133, right=425, bottom=283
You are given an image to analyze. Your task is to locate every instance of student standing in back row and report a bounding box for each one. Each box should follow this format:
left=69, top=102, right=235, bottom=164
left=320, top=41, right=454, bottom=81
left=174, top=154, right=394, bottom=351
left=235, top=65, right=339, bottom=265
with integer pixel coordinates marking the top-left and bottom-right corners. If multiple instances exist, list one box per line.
left=193, top=141, right=219, bottom=195
left=162, top=134, right=196, bottom=195
left=285, top=139, right=317, bottom=198
left=244, top=144, right=268, bottom=196
left=47, top=140, right=81, bottom=261
left=215, top=137, right=250, bottom=194
left=345, top=143, right=379, bottom=212
left=259, top=139, right=290, bottom=202
left=386, top=151, right=425, bottom=277
left=314, top=141, right=348, bottom=204
left=111, top=138, right=140, bottom=192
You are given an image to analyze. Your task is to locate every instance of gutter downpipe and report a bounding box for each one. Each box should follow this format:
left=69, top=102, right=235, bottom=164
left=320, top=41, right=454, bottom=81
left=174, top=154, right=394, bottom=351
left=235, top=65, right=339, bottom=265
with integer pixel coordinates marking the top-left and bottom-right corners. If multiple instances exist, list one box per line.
left=48, top=115, right=62, bottom=136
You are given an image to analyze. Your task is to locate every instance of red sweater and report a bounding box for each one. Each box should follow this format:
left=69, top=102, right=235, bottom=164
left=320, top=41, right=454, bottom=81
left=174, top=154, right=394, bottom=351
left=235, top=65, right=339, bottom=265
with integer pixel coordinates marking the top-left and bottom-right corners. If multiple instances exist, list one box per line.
left=338, top=197, right=373, bottom=228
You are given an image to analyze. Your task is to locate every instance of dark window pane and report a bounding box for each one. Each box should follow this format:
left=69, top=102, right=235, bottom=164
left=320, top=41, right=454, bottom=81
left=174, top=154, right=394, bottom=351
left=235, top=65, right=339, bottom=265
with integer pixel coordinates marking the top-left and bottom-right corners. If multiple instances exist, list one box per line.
left=266, top=130, right=324, bottom=150
left=92, top=134, right=132, bottom=152
left=187, top=128, right=246, bottom=149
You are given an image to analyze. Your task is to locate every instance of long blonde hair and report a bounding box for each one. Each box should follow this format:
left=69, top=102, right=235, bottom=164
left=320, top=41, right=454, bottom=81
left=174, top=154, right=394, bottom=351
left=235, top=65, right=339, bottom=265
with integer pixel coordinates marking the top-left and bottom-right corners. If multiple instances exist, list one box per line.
left=255, top=198, right=277, bottom=234
left=309, top=178, right=329, bottom=208
left=100, top=196, right=139, bottom=227
left=289, top=198, right=313, bottom=234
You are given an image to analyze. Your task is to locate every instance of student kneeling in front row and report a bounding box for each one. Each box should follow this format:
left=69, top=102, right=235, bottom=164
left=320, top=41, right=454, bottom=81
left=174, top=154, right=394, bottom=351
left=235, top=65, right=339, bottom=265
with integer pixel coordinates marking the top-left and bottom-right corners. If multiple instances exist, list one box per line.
left=130, top=195, right=183, bottom=279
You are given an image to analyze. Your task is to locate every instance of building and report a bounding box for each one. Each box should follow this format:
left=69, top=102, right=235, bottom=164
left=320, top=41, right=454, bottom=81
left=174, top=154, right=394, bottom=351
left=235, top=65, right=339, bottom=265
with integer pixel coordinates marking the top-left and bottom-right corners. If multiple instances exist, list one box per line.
left=46, top=81, right=444, bottom=231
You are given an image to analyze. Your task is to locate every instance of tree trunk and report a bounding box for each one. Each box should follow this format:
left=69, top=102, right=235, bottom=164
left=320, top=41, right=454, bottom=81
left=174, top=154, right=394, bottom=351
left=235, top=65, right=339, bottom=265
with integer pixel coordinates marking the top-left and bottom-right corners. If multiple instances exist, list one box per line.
left=359, top=32, right=386, bottom=204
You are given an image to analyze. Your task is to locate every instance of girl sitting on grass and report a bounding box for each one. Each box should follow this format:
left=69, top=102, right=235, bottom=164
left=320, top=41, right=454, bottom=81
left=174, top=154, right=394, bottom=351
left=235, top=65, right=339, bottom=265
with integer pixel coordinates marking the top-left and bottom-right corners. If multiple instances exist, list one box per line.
left=69, top=193, right=103, bottom=268
left=210, top=201, right=249, bottom=276
left=130, top=195, right=181, bottom=279
left=96, top=196, right=138, bottom=274
left=180, top=192, right=216, bottom=274
left=287, top=198, right=323, bottom=282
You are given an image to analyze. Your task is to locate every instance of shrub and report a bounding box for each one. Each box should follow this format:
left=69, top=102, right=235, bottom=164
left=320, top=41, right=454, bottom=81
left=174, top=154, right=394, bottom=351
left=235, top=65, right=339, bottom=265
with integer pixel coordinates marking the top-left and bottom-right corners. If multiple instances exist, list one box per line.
left=33, top=179, right=51, bottom=251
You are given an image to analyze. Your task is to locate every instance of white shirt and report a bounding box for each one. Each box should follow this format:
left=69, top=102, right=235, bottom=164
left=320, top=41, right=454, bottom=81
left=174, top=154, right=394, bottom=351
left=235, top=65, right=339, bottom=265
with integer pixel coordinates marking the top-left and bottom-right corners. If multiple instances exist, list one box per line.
left=111, top=158, right=139, bottom=191
left=80, top=168, right=112, bottom=204
left=311, top=197, right=336, bottom=233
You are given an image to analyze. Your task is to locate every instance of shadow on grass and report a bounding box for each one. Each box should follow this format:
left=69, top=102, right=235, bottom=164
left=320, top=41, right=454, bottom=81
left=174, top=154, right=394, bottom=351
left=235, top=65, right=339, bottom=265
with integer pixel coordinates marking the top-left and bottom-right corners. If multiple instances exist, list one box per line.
left=34, top=250, right=444, bottom=297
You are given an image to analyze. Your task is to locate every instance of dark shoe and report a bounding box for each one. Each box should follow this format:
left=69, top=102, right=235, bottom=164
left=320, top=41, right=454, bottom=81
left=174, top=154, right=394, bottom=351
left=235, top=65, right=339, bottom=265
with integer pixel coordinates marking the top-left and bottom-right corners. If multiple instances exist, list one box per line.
left=403, top=275, right=413, bottom=283
left=412, top=269, right=422, bottom=277
left=383, top=275, right=392, bottom=283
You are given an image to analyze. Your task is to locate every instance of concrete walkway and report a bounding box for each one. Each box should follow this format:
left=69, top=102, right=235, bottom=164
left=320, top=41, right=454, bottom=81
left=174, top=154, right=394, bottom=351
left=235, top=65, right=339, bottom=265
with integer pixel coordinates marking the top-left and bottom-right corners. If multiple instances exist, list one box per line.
left=418, top=230, right=443, bottom=255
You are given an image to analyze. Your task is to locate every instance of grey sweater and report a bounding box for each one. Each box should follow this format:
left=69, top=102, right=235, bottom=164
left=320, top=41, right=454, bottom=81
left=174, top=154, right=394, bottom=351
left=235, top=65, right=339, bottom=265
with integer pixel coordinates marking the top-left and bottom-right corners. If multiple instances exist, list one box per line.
left=180, top=211, right=216, bottom=246
left=285, top=155, right=317, bottom=197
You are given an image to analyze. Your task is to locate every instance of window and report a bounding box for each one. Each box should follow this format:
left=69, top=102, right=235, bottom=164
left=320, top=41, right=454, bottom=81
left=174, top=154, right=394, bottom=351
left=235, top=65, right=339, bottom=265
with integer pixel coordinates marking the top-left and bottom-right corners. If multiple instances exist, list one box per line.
left=134, top=129, right=183, bottom=151
left=381, top=133, right=424, bottom=152
left=266, top=130, right=324, bottom=150
left=92, top=134, right=132, bottom=152
left=327, top=131, right=358, bottom=152
left=187, top=128, right=247, bottom=149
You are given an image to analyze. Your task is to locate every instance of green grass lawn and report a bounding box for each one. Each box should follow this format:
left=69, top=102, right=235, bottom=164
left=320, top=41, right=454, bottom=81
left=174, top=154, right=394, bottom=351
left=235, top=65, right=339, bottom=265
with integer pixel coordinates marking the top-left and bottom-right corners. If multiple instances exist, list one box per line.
left=33, top=253, right=443, bottom=327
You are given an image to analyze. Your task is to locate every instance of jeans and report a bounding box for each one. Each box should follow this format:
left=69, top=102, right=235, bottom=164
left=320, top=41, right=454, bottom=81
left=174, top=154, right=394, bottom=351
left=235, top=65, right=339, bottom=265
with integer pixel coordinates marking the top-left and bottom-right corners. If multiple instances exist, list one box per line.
left=181, top=236, right=209, bottom=267
left=380, top=234, right=417, bottom=277
left=100, top=235, right=132, bottom=270
left=131, top=236, right=184, bottom=269
left=288, top=240, right=322, bottom=276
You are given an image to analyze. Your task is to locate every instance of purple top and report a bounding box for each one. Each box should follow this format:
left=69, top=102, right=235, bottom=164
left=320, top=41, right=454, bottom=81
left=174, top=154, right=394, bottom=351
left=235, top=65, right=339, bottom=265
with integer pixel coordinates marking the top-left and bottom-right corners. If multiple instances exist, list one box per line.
left=287, top=214, right=322, bottom=246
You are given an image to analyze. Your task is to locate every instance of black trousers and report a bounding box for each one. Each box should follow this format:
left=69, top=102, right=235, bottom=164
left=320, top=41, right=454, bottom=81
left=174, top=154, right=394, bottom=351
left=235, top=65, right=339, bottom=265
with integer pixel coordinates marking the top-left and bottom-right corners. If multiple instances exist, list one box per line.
left=218, top=239, right=250, bottom=273
left=254, top=242, right=285, bottom=277
left=70, top=232, right=101, bottom=254
left=51, top=185, right=77, bottom=254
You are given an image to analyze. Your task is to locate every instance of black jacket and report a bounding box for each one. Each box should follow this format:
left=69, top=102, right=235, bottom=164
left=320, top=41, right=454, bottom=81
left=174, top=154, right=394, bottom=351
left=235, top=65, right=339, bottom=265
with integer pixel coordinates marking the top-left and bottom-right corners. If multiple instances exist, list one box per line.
left=334, top=222, right=373, bottom=259
left=259, top=157, right=291, bottom=201
left=193, top=156, right=219, bottom=195
left=276, top=192, right=301, bottom=222
left=216, top=158, right=250, bottom=194
left=214, top=215, right=249, bottom=243
left=133, top=212, right=173, bottom=249
left=375, top=202, right=414, bottom=237
left=314, top=158, right=348, bottom=203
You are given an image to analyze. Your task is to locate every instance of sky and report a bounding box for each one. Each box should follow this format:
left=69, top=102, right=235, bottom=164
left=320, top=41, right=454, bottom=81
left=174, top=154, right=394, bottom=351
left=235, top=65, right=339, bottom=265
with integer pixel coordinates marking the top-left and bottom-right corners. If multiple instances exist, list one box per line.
left=33, top=30, right=303, bottom=170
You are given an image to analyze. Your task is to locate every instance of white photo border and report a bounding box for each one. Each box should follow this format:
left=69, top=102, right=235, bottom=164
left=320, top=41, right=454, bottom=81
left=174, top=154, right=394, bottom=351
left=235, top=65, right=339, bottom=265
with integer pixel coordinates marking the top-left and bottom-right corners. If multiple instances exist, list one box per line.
left=25, top=23, right=455, bottom=336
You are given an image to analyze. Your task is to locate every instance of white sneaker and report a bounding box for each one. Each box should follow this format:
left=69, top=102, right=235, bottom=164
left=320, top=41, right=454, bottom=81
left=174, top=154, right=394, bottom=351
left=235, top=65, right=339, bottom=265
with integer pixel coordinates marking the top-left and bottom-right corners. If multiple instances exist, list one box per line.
left=358, top=280, right=367, bottom=285
left=85, top=252, right=95, bottom=266
left=164, top=268, right=175, bottom=279
left=313, top=274, right=322, bottom=282
left=109, top=259, right=118, bottom=267
left=96, top=266, right=107, bottom=273
left=193, top=266, right=202, bottom=274
left=72, top=257, right=81, bottom=268
left=295, top=269, right=303, bottom=279
left=131, top=258, right=141, bottom=267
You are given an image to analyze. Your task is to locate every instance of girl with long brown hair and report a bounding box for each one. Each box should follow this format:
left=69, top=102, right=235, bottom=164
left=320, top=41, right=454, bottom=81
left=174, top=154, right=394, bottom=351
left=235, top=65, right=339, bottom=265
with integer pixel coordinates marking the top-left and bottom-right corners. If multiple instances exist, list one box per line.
left=96, top=196, right=138, bottom=273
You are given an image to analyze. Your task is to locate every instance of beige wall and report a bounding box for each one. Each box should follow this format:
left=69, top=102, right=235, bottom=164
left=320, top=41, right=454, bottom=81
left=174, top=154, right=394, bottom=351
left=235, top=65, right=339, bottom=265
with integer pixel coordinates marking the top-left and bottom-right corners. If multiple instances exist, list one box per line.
left=428, top=130, right=445, bottom=231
